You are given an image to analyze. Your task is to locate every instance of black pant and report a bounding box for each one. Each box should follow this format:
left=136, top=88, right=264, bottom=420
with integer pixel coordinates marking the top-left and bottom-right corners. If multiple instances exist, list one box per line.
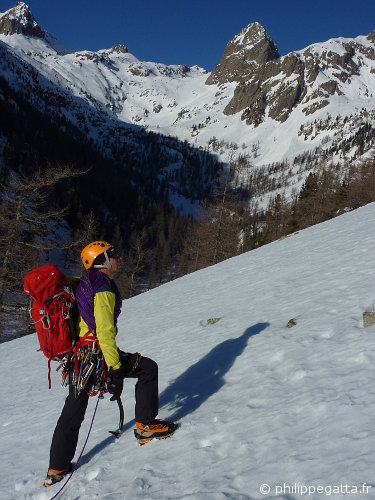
left=49, top=353, right=158, bottom=470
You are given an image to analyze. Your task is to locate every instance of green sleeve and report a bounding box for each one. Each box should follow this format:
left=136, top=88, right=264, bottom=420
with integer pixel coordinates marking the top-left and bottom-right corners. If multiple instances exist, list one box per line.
left=93, top=291, right=121, bottom=370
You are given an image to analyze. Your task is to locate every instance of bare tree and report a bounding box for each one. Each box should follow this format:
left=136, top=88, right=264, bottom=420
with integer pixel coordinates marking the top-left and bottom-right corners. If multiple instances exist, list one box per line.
left=122, top=229, right=150, bottom=297
left=183, top=152, right=242, bottom=270
left=205, top=150, right=243, bottom=266
left=64, top=211, right=99, bottom=274
left=0, top=164, right=84, bottom=335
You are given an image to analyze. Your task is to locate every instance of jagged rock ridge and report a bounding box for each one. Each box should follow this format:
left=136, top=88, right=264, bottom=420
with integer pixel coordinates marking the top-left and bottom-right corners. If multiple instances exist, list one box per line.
left=0, top=2, right=45, bottom=37
left=206, top=22, right=280, bottom=85
left=1, top=1, right=375, bottom=205
left=210, top=22, right=375, bottom=126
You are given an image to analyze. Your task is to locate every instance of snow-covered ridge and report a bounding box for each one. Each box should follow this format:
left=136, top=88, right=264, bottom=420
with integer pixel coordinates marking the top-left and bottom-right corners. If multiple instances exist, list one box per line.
left=2, top=201, right=375, bottom=498
left=0, top=2, right=69, bottom=54
left=1, top=3, right=375, bottom=210
left=0, top=2, right=44, bottom=38
left=232, top=21, right=269, bottom=47
left=2, top=2, right=34, bottom=23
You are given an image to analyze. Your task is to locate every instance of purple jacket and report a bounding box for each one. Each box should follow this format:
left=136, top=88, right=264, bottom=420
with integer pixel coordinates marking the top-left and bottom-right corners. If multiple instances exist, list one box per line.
left=76, top=268, right=122, bottom=333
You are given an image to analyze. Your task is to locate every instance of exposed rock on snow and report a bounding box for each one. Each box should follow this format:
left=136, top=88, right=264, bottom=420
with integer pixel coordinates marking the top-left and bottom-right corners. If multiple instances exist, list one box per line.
left=206, top=22, right=280, bottom=86
left=0, top=2, right=44, bottom=37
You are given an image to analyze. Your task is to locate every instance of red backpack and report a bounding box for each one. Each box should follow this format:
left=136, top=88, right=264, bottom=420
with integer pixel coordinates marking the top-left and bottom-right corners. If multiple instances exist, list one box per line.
left=24, top=264, right=76, bottom=386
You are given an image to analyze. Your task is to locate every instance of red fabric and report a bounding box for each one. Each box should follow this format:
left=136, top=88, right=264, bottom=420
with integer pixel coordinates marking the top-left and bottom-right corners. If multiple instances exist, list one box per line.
left=24, top=264, right=74, bottom=360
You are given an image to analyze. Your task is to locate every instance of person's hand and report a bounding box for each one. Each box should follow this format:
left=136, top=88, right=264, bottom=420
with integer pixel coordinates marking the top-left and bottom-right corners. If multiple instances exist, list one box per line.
left=108, top=368, right=123, bottom=401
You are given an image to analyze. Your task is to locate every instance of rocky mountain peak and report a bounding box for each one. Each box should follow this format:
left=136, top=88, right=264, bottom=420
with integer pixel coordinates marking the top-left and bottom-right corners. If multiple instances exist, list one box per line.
left=367, top=28, right=375, bottom=44
left=206, top=22, right=280, bottom=85
left=232, top=22, right=271, bottom=49
left=110, top=44, right=128, bottom=54
left=0, top=2, right=45, bottom=38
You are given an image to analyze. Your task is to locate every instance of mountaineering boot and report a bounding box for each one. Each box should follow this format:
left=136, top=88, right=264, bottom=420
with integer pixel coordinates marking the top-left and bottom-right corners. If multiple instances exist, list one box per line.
left=134, top=419, right=178, bottom=445
left=43, top=463, right=73, bottom=488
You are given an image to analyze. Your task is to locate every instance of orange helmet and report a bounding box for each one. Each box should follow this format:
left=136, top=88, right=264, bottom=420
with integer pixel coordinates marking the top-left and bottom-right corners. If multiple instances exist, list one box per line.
left=81, top=241, right=112, bottom=270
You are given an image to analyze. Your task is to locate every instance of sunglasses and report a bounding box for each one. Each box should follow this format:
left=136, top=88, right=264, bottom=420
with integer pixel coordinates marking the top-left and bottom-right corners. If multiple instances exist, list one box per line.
left=107, top=248, right=122, bottom=259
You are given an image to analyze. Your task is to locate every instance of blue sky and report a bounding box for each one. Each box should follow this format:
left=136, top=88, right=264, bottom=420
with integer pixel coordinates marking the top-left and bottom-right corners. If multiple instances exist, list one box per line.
left=2, top=0, right=375, bottom=70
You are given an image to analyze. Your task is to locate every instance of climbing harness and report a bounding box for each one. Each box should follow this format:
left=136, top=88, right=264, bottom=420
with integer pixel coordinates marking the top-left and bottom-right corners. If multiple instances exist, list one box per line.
left=125, top=352, right=141, bottom=376
left=57, top=334, right=108, bottom=399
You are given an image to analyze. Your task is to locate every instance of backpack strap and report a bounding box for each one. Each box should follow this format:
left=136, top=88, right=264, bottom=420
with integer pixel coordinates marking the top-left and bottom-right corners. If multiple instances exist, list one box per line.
left=77, top=331, right=99, bottom=347
left=47, top=357, right=53, bottom=390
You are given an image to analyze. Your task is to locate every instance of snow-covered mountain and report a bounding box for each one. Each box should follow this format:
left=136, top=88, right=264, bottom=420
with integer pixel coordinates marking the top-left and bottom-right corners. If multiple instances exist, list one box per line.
left=1, top=200, right=375, bottom=499
left=0, top=1, right=68, bottom=53
left=0, top=1, right=46, bottom=38
left=1, top=3, right=375, bottom=208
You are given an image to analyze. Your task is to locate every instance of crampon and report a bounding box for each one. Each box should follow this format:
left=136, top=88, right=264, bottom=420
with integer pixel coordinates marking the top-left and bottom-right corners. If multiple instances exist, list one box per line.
left=43, top=464, right=73, bottom=488
left=134, top=420, right=178, bottom=445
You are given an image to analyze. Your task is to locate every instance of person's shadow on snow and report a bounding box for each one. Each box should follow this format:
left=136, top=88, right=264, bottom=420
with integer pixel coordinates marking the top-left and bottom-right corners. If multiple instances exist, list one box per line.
left=158, top=322, right=269, bottom=422
left=80, top=322, right=269, bottom=465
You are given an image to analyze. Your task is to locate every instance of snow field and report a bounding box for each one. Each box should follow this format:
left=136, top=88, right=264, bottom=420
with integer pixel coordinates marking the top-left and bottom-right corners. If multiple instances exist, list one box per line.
left=2, top=203, right=375, bottom=498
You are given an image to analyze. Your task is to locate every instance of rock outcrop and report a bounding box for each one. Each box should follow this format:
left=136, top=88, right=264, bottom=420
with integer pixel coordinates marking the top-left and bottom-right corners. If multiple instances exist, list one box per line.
left=206, top=22, right=280, bottom=85
left=207, top=22, right=375, bottom=126
left=0, top=2, right=45, bottom=38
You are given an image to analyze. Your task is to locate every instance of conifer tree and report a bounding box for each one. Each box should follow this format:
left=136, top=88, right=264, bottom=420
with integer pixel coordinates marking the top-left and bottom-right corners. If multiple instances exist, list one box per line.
left=260, top=193, right=289, bottom=244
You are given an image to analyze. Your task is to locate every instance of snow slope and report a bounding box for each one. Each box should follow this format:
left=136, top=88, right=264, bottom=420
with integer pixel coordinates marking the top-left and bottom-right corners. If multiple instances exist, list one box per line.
left=2, top=204, right=375, bottom=499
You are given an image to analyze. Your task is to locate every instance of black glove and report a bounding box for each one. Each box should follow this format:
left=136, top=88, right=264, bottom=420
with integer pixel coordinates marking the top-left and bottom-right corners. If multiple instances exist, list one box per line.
left=107, top=368, right=124, bottom=401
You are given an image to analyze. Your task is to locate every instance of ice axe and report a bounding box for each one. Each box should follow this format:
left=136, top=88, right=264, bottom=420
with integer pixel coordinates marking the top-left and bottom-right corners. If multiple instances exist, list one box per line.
left=109, top=395, right=124, bottom=439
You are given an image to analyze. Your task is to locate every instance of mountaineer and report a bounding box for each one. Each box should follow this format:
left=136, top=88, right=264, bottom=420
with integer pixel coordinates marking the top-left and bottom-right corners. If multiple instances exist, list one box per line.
left=45, top=241, right=176, bottom=487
